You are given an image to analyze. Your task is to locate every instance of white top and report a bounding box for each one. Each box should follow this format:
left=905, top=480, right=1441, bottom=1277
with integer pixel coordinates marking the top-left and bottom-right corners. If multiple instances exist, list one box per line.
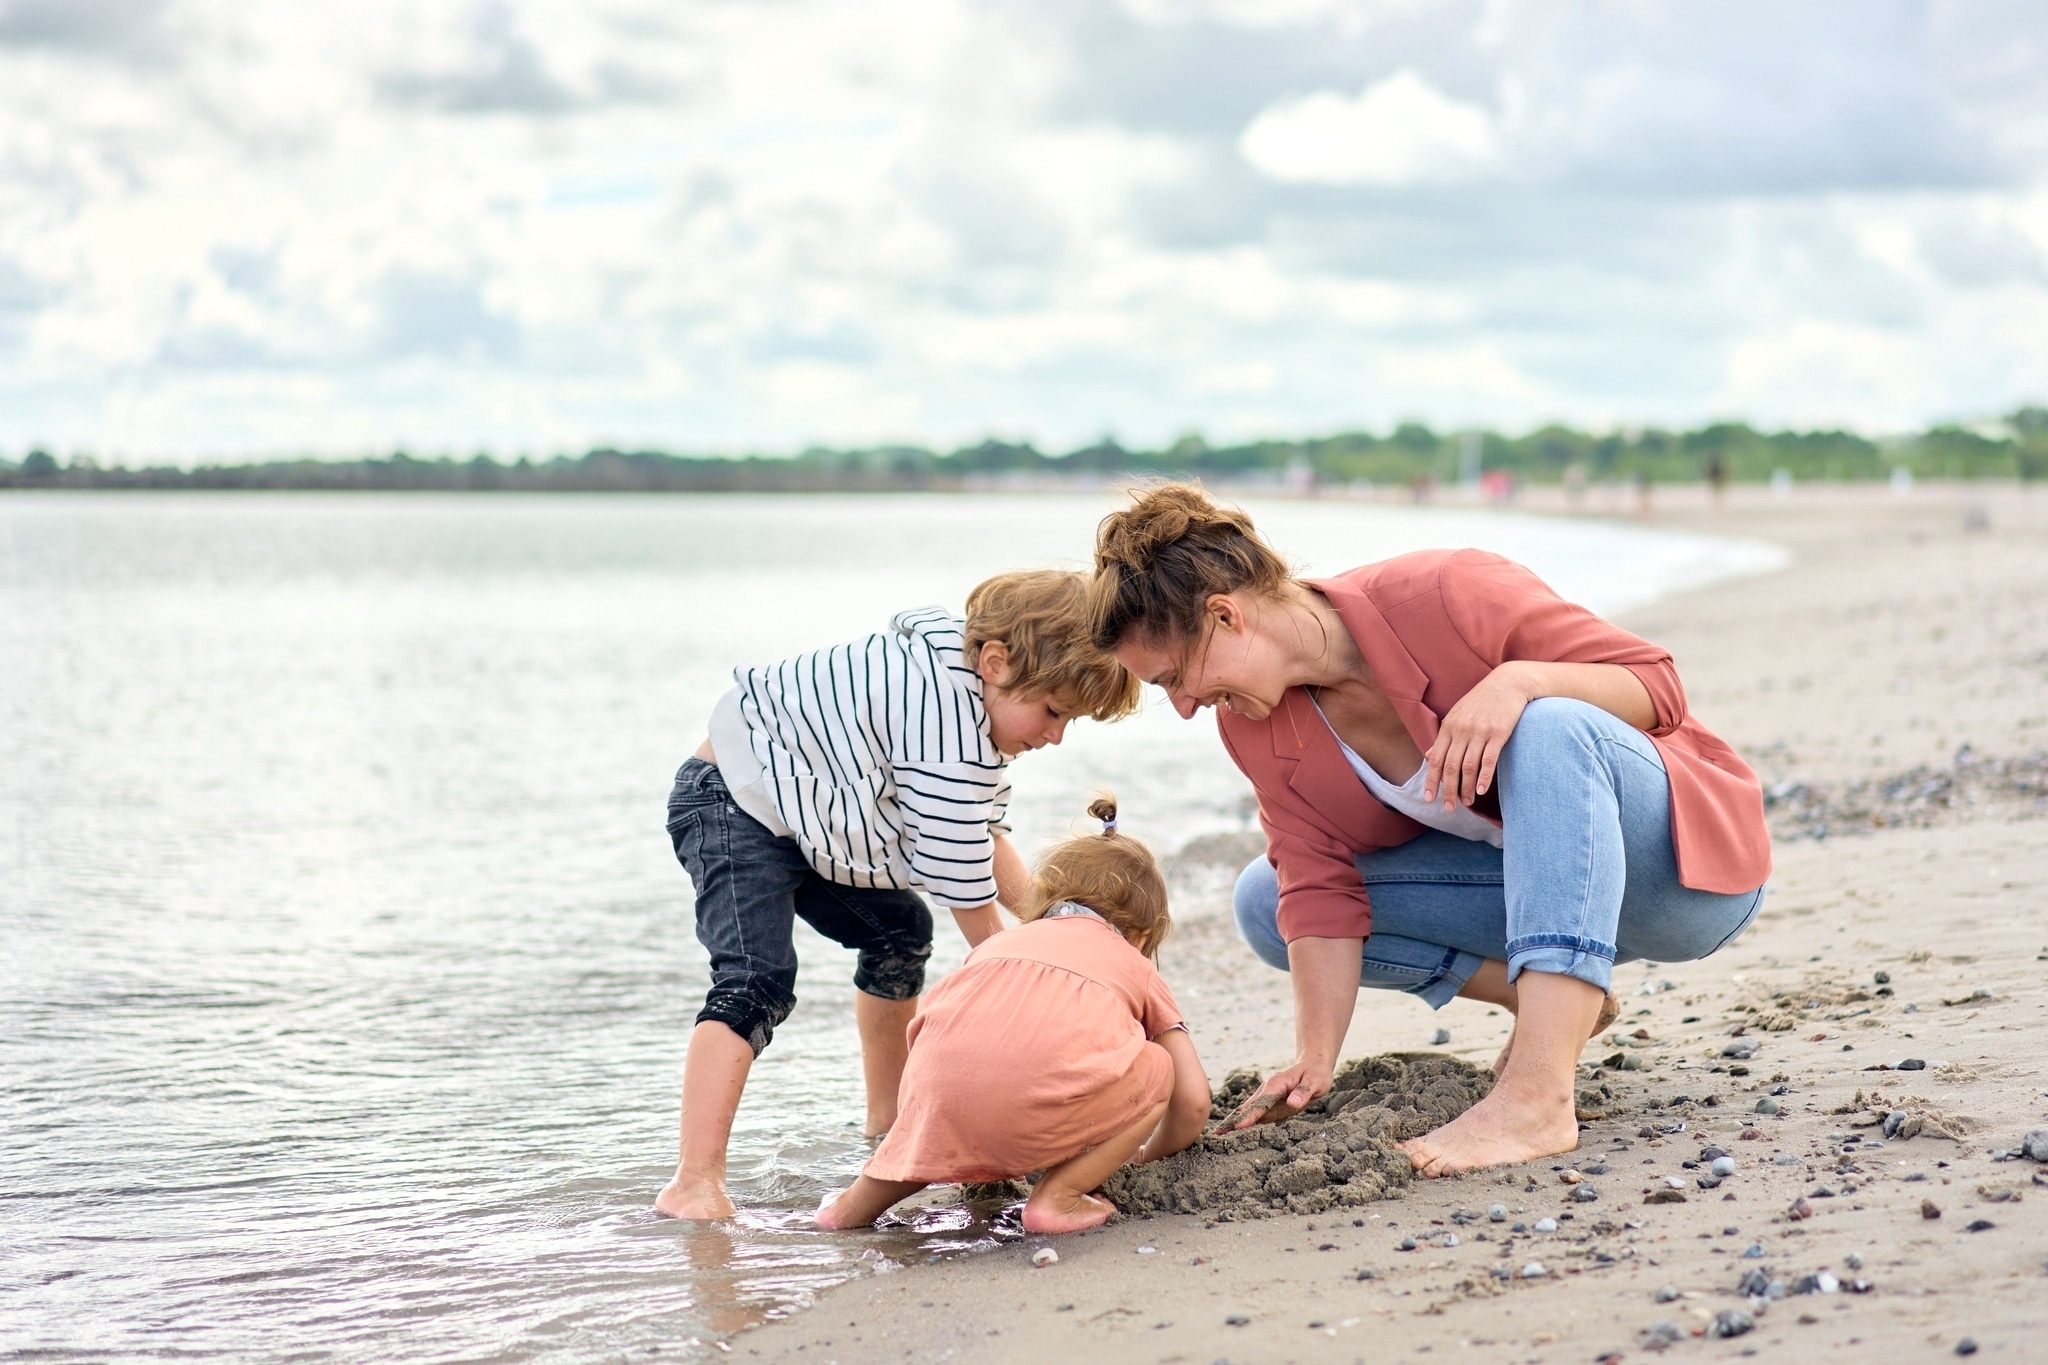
left=713, top=607, right=1013, bottom=908
left=1310, top=699, right=1504, bottom=849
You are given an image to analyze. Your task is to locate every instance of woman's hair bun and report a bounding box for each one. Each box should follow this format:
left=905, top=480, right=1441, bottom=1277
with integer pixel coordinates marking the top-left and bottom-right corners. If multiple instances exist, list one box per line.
left=1087, top=481, right=1290, bottom=651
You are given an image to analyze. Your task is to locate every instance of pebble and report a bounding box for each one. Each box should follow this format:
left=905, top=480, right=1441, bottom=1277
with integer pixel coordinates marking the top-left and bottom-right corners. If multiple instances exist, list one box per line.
left=1582, top=1162, right=1611, bottom=1175
left=1711, top=1156, right=1737, bottom=1178
left=1921, top=1199, right=1943, bottom=1219
left=1534, top=1217, right=1557, bottom=1233
left=1655, top=1284, right=1680, bottom=1302
left=1883, top=1110, right=1909, bottom=1138
left=1644, top=1321, right=1682, bottom=1347
left=1788, top=1198, right=1815, bottom=1221
left=1488, top=1203, right=1507, bottom=1222
left=1738, top=1266, right=1770, bottom=1297
left=1965, top=1219, right=1996, bottom=1232
left=1521, top=1262, right=1547, bottom=1278
left=1511, top=1221, right=1528, bottom=1232
left=1756, top=1097, right=1781, bottom=1115
left=1663, top=1176, right=1688, bottom=1190
left=1136, top=1246, right=1156, bottom=1255
left=1723, top=1040, right=1758, bottom=1059
left=1743, top=1242, right=1765, bottom=1258
left=1032, top=1247, right=1059, bottom=1268
left=1397, top=1236, right=1418, bottom=1251
left=1709, top=1309, right=1755, bottom=1338
left=1845, top=1252, right=1863, bottom=1269
left=1443, top=1233, right=1460, bottom=1247
left=1225, top=1314, right=1250, bottom=1326
left=1956, top=1339, right=1978, bottom=1357
left=1775, top=1155, right=1800, bottom=1166
left=1874, top=970, right=1891, bottom=985
left=1898, top=1058, right=1927, bottom=1071
left=1431, top=1028, right=1451, bottom=1045
left=2023, top=1130, right=2048, bottom=1163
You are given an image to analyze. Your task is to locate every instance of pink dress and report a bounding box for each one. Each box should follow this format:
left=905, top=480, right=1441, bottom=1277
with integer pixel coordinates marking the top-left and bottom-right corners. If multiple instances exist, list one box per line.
left=863, top=913, right=1184, bottom=1184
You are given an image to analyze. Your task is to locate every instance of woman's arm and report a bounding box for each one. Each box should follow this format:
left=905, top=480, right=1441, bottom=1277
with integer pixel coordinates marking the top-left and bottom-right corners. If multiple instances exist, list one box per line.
left=1423, top=659, right=1655, bottom=807
left=1133, top=1027, right=1212, bottom=1162
left=1224, top=935, right=1363, bottom=1130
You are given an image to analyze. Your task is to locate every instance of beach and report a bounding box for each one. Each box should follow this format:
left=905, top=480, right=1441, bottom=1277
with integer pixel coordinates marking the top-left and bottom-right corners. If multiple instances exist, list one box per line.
left=739, top=483, right=2048, bottom=1364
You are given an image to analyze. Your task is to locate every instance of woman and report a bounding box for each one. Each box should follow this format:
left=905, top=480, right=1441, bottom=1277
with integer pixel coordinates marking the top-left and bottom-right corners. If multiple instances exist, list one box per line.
left=1087, top=485, right=1770, bottom=1174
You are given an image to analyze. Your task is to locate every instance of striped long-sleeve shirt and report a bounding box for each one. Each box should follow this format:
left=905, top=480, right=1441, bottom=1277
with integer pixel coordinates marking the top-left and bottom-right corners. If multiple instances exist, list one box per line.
left=730, top=607, right=1012, bottom=909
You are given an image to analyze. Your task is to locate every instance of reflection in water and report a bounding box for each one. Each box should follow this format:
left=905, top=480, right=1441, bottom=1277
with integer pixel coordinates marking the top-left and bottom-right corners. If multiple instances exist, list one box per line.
left=0, top=494, right=1780, bottom=1362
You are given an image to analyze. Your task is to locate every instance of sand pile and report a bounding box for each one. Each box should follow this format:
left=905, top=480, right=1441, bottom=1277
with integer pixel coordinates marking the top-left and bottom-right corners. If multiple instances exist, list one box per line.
left=1100, top=1053, right=1491, bottom=1220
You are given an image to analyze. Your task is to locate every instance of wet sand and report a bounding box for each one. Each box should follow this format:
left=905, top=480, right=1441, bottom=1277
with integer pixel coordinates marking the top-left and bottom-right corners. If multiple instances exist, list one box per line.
left=739, top=483, right=2048, bottom=1364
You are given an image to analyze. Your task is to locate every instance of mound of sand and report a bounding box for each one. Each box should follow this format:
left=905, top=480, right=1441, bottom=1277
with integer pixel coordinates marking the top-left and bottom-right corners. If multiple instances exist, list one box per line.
left=1100, top=1053, right=1491, bottom=1220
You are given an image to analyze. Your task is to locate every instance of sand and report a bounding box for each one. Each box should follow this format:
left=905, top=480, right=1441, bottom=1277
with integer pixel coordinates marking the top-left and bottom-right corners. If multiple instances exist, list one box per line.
left=732, top=483, right=2048, bottom=1364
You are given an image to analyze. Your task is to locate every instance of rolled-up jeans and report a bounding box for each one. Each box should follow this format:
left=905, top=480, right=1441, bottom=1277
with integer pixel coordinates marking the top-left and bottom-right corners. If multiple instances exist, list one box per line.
left=1232, top=697, right=1766, bottom=1005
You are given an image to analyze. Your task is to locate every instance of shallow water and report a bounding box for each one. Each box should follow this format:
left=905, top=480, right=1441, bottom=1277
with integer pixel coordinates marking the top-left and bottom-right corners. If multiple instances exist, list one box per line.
left=0, top=492, right=1784, bottom=1360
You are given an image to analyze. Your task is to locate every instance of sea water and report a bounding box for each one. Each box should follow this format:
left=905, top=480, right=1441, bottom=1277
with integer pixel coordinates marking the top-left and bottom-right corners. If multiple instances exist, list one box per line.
left=0, top=492, right=1784, bottom=1361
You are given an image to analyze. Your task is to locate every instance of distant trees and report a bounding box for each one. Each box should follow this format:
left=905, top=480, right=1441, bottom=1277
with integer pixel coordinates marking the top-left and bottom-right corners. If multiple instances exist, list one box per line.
left=3, top=407, right=2044, bottom=492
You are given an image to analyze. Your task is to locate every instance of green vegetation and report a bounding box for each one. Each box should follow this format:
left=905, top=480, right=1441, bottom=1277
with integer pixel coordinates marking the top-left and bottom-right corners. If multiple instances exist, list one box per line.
left=4, top=408, right=2044, bottom=491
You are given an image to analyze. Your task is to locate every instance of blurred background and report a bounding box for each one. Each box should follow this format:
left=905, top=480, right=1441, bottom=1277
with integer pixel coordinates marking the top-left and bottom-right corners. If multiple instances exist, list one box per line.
left=0, top=0, right=2044, bottom=467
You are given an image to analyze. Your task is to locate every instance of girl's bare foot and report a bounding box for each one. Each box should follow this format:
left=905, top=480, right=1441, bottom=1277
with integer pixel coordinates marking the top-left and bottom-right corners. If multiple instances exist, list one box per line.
left=814, top=1174, right=926, bottom=1230
left=1399, top=1074, right=1580, bottom=1176
left=1021, top=1187, right=1117, bottom=1234
left=655, top=1172, right=736, bottom=1220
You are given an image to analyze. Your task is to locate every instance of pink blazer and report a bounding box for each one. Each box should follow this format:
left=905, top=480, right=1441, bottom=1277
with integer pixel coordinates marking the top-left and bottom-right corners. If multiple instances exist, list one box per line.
left=1217, top=549, right=1771, bottom=943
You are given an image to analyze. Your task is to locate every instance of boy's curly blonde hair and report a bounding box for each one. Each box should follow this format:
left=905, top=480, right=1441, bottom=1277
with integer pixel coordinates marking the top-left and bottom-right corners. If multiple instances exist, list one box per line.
left=965, top=569, right=1142, bottom=722
left=1015, top=795, right=1171, bottom=958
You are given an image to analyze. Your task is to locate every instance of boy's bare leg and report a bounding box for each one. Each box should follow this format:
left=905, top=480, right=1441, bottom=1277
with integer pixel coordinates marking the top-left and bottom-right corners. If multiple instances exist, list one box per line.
left=655, top=1020, right=753, bottom=1219
left=855, top=993, right=917, bottom=1138
left=815, top=1175, right=928, bottom=1230
left=1023, top=1095, right=1169, bottom=1235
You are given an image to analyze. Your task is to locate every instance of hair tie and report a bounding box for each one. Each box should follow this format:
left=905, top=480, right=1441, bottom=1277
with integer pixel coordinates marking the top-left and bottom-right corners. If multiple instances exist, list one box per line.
left=1101, top=814, right=1117, bottom=834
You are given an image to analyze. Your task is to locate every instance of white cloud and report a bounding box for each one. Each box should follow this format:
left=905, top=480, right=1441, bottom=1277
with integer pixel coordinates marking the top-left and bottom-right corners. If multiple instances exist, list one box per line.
left=0, top=0, right=2045, bottom=461
left=1237, top=69, right=1499, bottom=185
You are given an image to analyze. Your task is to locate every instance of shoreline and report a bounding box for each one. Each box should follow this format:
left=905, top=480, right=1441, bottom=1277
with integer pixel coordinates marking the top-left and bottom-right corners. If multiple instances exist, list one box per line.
left=735, top=483, right=2048, bottom=1364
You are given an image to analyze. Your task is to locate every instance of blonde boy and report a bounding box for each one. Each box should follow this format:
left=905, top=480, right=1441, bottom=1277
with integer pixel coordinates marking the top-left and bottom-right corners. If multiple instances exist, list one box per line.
left=655, top=571, right=1140, bottom=1219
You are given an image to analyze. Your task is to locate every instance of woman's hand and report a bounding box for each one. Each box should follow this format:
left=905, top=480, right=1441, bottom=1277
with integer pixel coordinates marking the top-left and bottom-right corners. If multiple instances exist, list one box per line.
left=1423, top=662, right=1534, bottom=808
left=1221, top=1057, right=1334, bottom=1131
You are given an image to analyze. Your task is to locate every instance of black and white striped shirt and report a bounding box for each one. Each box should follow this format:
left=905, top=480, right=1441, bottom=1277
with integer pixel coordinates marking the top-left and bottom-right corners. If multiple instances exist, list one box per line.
left=731, top=607, right=1012, bottom=908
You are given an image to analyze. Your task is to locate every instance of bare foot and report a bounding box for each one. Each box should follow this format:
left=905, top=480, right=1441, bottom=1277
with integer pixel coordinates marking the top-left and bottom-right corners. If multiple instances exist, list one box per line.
left=1021, top=1188, right=1117, bottom=1234
left=1399, top=1077, right=1580, bottom=1177
left=655, top=1171, right=736, bottom=1220
left=1493, top=989, right=1618, bottom=1076
left=814, top=1190, right=865, bottom=1231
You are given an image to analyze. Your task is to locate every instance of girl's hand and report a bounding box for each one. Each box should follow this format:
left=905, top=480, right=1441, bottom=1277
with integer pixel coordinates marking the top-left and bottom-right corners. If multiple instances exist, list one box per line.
left=1423, top=662, right=1533, bottom=808
left=1221, top=1057, right=1333, bottom=1132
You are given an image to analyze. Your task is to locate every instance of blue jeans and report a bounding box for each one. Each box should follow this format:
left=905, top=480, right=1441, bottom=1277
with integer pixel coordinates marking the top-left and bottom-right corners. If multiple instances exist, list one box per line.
left=668, top=758, right=933, bottom=1055
left=1233, top=698, right=1766, bottom=1005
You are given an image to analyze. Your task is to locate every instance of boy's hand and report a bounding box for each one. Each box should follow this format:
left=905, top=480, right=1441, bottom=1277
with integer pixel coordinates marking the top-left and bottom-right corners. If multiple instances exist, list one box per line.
left=951, top=903, right=1002, bottom=948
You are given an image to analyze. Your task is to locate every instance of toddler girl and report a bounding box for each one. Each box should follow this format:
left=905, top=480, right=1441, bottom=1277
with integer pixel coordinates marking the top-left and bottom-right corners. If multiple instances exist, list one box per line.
left=816, top=797, right=1210, bottom=1234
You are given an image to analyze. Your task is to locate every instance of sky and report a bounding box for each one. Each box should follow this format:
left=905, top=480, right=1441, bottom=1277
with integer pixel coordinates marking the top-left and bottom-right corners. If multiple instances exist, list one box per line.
left=2, top=0, right=2046, bottom=462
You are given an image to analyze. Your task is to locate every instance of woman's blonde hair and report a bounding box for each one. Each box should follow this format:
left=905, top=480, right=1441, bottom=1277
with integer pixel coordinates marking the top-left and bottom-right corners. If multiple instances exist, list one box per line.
left=1015, top=794, right=1171, bottom=958
left=1086, top=482, right=1290, bottom=652
left=965, top=569, right=1143, bottom=722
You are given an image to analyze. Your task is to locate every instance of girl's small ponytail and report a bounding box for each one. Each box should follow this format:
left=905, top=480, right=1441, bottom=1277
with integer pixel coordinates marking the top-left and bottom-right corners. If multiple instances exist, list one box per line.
left=1087, top=794, right=1118, bottom=835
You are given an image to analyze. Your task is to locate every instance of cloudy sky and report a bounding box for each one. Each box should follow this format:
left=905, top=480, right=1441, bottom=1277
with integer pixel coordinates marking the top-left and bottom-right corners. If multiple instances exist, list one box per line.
left=2, top=0, right=2045, bottom=461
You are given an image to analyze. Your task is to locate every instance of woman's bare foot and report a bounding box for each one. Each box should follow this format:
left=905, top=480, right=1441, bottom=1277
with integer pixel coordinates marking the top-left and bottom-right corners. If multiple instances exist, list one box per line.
left=1399, top=1075, right=1580, bottom=1176
left=1491, top=989, right=1618, bottom=1076
left=655, top=1171, right=736, bottom=1220
left=1021, top=1187, right=1117, bottom=1234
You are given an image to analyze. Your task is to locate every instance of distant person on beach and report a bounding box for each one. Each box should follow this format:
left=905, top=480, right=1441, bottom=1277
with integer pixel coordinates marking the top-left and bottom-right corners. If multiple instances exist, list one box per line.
left=1087, top=485, right=1769, bottom=1175
left=655, top=574, right=1140, bottom=1220
left=816, top=795, right=1210, bottom=1234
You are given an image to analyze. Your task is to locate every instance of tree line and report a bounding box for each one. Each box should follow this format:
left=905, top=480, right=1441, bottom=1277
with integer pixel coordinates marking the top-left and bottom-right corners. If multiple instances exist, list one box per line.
left=5, top=408, right=2045, bottom=492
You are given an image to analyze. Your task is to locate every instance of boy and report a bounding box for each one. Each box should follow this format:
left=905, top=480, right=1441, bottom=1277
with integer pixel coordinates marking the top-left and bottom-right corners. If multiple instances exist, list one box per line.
left=655, top=570, right=1141, bottom=1219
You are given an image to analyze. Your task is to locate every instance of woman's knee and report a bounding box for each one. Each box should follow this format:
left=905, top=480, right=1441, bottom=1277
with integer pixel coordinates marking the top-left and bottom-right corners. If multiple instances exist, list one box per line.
left=1617, top=886, right=1766, bottom=964
left=1232, top=856, right=1290, bottom=972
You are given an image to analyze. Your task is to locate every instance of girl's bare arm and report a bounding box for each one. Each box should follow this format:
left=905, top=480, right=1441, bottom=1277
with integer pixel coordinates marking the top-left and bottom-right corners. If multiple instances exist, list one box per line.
left=1133, top=1028, right=1210, bottom=1163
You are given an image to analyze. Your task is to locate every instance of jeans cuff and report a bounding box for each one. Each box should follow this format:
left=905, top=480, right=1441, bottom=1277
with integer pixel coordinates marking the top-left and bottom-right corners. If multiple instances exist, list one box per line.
left=1506, top=944, right=1615, bottom=993
left=1411, top=949, right=1486, bottom=1009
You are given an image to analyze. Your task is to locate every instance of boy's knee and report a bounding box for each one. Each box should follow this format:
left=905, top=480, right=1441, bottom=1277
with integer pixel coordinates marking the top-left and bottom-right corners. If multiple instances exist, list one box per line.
left=853, top=943, right=931, bottom=1001
left=697, top=977, right=797, bottom=1057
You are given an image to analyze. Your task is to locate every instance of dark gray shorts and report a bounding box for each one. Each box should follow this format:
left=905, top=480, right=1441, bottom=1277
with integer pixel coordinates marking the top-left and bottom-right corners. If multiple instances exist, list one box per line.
left=666, top=757, right=933, bottom=1055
